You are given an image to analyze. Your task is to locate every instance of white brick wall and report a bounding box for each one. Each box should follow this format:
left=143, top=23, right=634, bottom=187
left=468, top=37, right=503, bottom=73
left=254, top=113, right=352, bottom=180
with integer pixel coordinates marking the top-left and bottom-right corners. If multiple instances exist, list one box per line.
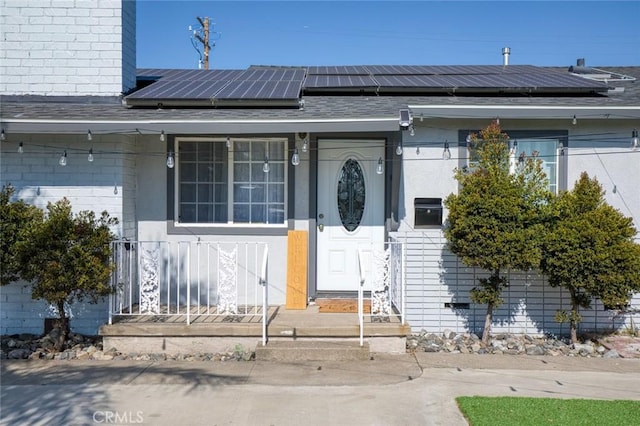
left=0, top=281, right=109, bottom=336
left=0, top=133, right=131, bottom=335
left=0, top=0, right=136, bottom=96
left=1, top=134, right=127, bottom=227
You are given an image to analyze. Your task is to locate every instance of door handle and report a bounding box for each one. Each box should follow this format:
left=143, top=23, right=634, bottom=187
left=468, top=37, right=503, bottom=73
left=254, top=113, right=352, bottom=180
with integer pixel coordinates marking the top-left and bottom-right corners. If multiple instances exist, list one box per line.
left=318, top=223, right=324, bottom=232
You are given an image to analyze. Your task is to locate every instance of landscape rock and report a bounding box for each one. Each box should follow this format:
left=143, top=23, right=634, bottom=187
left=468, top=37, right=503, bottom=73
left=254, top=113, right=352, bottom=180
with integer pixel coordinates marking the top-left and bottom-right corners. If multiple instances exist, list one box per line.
left=407, top=329, right=632, bottom=358
left=603, top=349, right=620, bottom=359
left=8, top=349, right=31, bottom=359
left=1, top=330, right=636, bottom=362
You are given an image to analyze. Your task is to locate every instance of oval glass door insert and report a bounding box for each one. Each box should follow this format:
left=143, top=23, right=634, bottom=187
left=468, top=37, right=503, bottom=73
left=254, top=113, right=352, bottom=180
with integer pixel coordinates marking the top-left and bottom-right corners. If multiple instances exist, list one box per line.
left=337, top=158, right=365, bottom=232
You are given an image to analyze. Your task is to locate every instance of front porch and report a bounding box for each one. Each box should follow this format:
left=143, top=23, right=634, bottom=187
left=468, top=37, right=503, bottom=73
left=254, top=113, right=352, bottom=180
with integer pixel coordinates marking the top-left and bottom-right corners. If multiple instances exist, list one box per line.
left=102, top=239, right=410, bottom=357
left=99, top=303, right=410, bottom=356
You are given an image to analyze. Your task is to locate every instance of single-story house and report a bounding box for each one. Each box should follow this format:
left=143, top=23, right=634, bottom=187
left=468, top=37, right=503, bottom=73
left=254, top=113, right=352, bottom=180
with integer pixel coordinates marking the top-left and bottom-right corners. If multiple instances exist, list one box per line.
left=1, top=2, right=639, bottom=342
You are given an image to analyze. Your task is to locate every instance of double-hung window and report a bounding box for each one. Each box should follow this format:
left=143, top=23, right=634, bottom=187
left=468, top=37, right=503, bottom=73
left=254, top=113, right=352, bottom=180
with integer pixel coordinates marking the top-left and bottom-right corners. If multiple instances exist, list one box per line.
left=176, top=137, right=287, bottom=225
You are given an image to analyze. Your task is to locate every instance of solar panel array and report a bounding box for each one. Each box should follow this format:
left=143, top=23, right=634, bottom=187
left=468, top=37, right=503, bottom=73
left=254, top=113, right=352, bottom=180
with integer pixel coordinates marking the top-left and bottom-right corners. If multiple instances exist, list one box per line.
left=126, top=64, right=608, bottom=106
left=304, top=65, right=607, bottom=92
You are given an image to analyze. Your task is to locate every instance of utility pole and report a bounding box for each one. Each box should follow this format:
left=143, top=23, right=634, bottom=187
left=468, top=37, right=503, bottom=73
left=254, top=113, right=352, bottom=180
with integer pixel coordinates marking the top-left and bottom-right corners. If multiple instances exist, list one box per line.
left=190, top=17, right=219, bottom=69
left=194, top=17, right=210, bottom=69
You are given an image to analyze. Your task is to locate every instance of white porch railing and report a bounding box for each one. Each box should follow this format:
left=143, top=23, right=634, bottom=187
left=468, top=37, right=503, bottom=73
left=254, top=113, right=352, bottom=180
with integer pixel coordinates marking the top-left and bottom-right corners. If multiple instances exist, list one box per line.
left=357, top=240, right=406, bottom=346
left=108, top=240, right=269, bottom=346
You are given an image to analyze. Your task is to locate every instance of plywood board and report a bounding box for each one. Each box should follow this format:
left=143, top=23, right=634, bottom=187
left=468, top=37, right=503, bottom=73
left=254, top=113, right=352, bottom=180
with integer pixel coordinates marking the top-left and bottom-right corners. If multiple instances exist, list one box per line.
left=286, top=230, right=308, bottom=309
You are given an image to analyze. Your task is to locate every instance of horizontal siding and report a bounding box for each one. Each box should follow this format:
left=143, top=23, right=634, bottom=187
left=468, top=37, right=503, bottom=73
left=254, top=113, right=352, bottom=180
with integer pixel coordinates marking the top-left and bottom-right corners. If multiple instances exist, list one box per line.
left=393, top=231, right=640, bottom=337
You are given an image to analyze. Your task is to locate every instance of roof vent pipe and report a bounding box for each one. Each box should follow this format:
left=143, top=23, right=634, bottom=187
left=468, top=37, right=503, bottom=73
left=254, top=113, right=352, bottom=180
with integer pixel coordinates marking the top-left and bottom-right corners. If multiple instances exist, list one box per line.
left=502, top=47, right=511, bottom=66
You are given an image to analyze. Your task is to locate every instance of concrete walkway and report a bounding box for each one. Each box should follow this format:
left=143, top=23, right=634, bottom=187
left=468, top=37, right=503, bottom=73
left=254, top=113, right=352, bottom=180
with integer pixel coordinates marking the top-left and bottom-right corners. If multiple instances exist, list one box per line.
left=1, top=354, right=639, bottom=425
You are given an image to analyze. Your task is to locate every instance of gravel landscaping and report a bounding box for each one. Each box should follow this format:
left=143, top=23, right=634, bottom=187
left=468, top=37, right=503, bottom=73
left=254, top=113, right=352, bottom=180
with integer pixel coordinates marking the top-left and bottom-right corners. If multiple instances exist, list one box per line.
left=2, top=328, right=638, bottom=361
left=407, top=329, right=636, bottom=358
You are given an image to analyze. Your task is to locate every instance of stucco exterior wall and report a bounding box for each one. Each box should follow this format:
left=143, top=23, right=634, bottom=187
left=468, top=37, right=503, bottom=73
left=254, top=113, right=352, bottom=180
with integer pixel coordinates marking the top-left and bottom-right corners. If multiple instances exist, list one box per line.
left=134, top=137, right=289, bottom=305
left=0, top=0, right=136, bottom=96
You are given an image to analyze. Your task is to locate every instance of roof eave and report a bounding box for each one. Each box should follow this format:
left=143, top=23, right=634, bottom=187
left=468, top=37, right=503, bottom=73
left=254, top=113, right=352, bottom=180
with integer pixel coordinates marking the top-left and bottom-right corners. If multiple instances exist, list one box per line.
left=407, top=104, right=640, bottom=120
left=0, top=117, right=400, bottom=135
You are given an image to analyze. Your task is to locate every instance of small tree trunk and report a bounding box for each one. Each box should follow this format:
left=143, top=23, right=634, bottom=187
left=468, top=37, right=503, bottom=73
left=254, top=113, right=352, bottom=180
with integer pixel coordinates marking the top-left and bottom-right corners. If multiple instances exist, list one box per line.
left=570, top=298, right=579, bottom=344
left=482, top=302, right=493, bottom=345
left=54, top=301, right=69, bottom=352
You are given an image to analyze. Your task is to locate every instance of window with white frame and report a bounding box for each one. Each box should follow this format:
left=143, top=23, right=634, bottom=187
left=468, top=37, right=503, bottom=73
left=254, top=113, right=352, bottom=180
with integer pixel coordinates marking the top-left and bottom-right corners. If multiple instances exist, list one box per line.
left=176, top=137, right=287, bottom=225
left=512, top=138, right=559, bottom=194
left=463, top=130, right=565, bottom=194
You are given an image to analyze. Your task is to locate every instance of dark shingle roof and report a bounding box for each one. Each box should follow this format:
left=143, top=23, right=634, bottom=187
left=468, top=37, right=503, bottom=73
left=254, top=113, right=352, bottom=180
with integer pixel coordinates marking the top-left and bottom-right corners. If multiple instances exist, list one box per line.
left=1, top=67, right=638, bottom=125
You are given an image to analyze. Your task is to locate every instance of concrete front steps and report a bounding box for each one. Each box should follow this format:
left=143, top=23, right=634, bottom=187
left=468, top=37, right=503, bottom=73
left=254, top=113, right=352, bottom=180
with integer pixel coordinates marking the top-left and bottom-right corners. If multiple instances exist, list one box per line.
left=100, top=304, right=410, bottom=358
left=255, top=340, right=371, bottom=362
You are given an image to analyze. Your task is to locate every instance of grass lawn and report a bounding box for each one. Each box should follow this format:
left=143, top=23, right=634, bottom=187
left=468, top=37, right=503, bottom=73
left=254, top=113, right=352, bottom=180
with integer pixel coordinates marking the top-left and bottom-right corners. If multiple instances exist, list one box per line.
left=456, top=396, right=640, bottom=426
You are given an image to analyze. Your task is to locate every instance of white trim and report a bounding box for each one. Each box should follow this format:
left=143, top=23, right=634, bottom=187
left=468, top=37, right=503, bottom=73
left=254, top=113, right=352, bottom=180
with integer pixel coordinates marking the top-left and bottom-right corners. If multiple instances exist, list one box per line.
left=407, top=105, right=640, bottom=120
left=1, top=117, right=396, bottom=125
left=0, top=117, right=399, bottom=135
left=174, top=136, right=289, bottom=227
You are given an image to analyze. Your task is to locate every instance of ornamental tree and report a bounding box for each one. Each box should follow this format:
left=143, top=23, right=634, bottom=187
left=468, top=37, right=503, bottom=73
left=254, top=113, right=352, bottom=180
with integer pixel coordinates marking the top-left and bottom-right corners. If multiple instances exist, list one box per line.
left=444, top=121, right=551, bottom=344
left=540, top=172, right=640, bottom=343
left=0, top=185, right=42, bottom=286
left=15, top=198, right=118, bottom=350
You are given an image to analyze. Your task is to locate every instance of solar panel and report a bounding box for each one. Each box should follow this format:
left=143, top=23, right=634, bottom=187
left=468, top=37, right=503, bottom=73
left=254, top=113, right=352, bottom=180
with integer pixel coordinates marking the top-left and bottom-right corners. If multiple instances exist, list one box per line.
left=128, top=67, right=305, bottom=103
left=215, top=80, right=303, bottom=100
left=307, top=66, right=370, bottom=75
left=127, top=79, right=235, bottom=100
left=304, top=75, right=378, bottom=88
left=375, top=75, right=450, bottom=88
left=240, top=67, right=306, bottom=81
left=210, top=66, right=305, bottom=100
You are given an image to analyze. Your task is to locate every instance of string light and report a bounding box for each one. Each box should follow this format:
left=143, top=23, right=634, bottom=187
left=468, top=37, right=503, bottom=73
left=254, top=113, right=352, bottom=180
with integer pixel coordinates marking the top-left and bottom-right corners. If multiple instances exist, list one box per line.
left=409, top=125, right=415, bottom=137
left=166, top=150, right=175, bottom=168
left=442, top=141, right=451, bottom=160
left=416, top=146, right=420, bottom=155
left=87, top=130, right=92, bottom=141
left=2, top=129, right=636, bottom=168
left=18, top=142, right=23, bottom=154
left=466, top=133, right=472, bottom=144
left=376, top=157, right=384, bottom=175
left=226, top=136, right=231, bottom=148
left=263, top=157, right=270, bottom=173
left=59, top=150, right=67, bottom=166
left=301, top=138, right=308, bottom=153
left=291, top=147, right=300, bottom=166
left=572, top=115, right=577, bottom=125
left=1, top=128, right=5, bottom=141
left=160, top=130, right=165, bottom=142
left=113, top=183, right=118, bottom=195
left=87, top=148, right=94, bottom=162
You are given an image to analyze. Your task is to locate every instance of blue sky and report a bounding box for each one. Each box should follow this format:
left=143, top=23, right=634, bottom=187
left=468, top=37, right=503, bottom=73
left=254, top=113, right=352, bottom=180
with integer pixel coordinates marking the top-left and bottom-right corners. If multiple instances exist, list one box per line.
left=136, top=1, right=640, bottom=69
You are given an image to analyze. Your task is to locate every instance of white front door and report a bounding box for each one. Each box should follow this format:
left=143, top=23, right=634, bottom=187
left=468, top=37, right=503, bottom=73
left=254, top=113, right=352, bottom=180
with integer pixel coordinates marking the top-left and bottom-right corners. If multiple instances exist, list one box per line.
left=317, top=140, right=385, bottom=292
